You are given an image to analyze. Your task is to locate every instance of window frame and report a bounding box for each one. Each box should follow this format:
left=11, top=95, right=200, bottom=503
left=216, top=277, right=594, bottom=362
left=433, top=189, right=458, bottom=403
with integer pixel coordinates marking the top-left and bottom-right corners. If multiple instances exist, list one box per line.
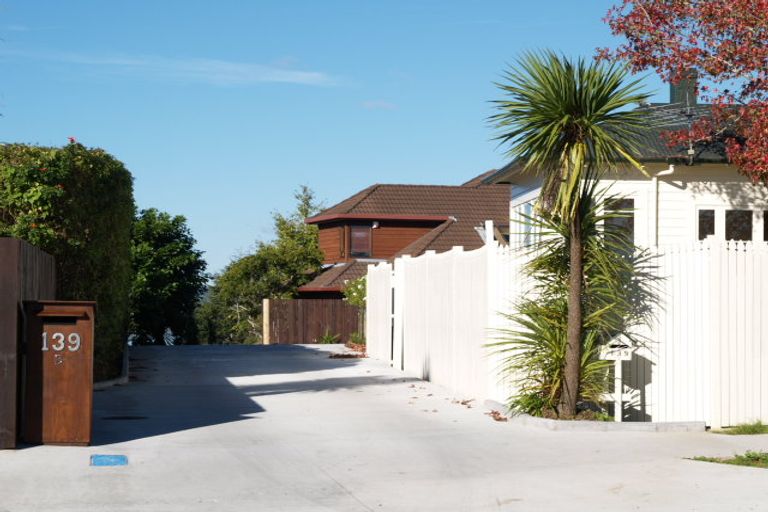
left=694, top=205, right=766, bottom=242
left=349, top=224, right=373, bottom=258
left=604, top=197, right=636, bottom=245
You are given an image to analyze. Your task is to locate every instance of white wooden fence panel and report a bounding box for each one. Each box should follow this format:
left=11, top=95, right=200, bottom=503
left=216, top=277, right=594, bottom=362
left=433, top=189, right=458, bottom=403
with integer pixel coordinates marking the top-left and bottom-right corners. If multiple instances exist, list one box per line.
left=366, top=261, right=392, bottom=362
left=367, top=235, right=768, bottom=427
left=649, top=240, right=768, bottom=427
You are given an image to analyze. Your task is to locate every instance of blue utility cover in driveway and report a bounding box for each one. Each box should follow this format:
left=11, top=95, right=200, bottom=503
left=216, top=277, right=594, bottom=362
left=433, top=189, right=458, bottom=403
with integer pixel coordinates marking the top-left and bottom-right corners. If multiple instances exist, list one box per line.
left=90, top=454, right=128, bottom=466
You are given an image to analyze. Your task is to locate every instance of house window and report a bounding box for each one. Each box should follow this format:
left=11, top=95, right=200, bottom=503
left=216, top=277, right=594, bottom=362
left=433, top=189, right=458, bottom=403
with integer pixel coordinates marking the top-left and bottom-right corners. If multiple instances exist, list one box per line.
left=696, top=208, right=766, bottom=242
left=522, top=202, right=535, bottom=247
left=725, top=209, right=752, bottom=241
left=605, top=198, right=635, bottom=243
left=350, top=225, right=372, bottom=257
left=510, top=201, right=539, bottom=248
left=698, top=210, right=715, bottom=240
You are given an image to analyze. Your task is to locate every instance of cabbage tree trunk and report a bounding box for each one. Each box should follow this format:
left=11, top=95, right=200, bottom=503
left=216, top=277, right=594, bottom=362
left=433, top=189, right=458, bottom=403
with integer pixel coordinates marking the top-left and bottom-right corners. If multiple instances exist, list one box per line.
left=561, top=214, right=583, bottom=417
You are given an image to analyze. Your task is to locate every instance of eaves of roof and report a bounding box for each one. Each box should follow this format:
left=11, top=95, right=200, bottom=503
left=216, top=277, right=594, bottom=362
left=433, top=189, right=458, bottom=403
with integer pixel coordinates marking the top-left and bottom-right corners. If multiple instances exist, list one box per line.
left=306, top=213, right=450, bottom=225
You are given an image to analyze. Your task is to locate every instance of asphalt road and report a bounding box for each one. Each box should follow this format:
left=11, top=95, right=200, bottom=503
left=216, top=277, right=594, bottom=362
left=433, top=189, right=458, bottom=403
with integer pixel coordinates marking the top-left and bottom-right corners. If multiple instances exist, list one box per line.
left=2, top=344, right=768, bottom=512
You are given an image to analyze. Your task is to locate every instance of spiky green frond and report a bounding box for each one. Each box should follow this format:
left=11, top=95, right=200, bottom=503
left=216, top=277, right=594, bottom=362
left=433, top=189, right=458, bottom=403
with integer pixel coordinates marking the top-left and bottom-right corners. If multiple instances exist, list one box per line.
left=490, top=50, right=651, bottom=219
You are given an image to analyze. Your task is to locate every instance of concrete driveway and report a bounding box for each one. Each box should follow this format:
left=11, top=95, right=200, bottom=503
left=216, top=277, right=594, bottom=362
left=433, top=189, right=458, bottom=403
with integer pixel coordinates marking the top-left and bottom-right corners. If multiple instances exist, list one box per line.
left=2, top=344, right=768, bottom=512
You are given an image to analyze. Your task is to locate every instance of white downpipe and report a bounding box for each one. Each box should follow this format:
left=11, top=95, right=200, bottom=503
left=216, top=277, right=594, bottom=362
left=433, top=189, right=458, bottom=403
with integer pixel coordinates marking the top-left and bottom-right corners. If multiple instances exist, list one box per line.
left=651, top=165, right=675, bottom=247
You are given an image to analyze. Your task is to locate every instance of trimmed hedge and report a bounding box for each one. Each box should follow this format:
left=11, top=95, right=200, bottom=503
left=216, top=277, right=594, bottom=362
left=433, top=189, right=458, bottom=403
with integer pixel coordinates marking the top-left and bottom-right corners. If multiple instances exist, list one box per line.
left=0, top=142, right=135, bottom=380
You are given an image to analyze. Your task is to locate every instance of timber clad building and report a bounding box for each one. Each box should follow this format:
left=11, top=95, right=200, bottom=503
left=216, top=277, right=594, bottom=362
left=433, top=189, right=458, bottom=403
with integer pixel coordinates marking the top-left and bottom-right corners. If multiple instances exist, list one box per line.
left=299, top=173, right=510, bottom=298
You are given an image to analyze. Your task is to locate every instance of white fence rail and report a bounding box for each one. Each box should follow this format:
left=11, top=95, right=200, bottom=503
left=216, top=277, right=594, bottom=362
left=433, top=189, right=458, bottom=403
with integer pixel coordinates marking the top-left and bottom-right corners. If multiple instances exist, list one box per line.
left=366, top=237, right=768, bottom=428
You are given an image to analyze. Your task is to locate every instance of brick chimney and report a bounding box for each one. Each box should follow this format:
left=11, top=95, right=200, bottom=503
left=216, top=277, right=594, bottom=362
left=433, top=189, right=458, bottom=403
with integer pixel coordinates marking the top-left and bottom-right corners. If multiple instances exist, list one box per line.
left=670, top=70, right=698, bottom=106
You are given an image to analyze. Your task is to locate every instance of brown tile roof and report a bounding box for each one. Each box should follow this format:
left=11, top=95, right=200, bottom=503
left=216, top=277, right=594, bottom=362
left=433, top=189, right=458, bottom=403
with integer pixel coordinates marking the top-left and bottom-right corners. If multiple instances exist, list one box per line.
left=394, top=220, right=455, bottom=258
left=299, top=260, right=371, bottom=292
left=308, top=183, right=509, bottom=221
left=306, top=182, right=509, bottom=261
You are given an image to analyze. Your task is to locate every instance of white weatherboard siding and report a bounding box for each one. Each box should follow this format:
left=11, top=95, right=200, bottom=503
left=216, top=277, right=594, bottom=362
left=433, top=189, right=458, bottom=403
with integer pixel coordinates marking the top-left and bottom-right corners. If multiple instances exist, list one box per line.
left=367, top=166, right=768, bottom=425
left=509, top=164, right=768, bottom=249
left=367, top=238, right=768, bottom=428
left=649, top=164, right=768, bottom=246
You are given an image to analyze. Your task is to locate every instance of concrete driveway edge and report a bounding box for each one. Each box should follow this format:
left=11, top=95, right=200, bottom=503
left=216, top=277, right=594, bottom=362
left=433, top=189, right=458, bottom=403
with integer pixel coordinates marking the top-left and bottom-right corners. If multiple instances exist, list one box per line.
left=483, top=399, right=707, bottom=432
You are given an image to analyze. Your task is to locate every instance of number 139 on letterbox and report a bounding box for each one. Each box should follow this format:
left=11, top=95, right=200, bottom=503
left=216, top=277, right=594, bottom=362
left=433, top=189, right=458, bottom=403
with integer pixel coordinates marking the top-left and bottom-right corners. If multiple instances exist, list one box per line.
left=23, top=301, right=96, bottom=446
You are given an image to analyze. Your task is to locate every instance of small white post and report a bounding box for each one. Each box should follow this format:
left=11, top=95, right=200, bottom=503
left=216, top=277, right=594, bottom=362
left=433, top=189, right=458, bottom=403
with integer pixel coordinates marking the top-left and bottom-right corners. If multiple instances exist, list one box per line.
left=262, top=299, right=270, bottom=345
left=484, top=219, right=494, bottom=246
left=600, top=343, right=633, bottom=422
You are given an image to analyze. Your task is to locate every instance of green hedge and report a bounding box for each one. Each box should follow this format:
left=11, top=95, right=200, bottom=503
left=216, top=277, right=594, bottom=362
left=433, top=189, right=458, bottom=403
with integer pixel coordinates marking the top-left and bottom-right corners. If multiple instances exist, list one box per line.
left=0, top=142, right=135, bottom=380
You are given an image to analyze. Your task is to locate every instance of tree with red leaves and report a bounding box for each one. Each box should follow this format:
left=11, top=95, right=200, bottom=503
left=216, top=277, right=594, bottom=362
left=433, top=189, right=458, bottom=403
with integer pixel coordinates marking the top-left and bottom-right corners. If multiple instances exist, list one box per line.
left=601, top=0, right=768, bottom=182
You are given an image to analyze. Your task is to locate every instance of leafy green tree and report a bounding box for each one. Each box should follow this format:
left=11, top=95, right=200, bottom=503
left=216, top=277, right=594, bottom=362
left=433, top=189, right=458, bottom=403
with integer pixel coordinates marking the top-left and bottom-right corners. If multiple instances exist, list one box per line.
left=196, top=186, right=323, bottom=344
left=131, top=208, right=208, bottom=344
left=0, top=141, right=134, bottom=380
left=491, top=51, right=650, bottom=417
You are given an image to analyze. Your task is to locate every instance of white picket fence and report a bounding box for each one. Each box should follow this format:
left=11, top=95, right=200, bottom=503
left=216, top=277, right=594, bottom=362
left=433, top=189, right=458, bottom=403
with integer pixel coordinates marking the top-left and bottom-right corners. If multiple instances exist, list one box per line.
left=366, top=236, right=768, bottom=427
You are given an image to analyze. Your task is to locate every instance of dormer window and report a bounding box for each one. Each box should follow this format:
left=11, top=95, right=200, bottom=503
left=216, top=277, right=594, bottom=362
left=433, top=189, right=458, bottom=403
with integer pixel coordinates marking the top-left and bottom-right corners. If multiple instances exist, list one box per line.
left=350, top=225, right=372, bottom=257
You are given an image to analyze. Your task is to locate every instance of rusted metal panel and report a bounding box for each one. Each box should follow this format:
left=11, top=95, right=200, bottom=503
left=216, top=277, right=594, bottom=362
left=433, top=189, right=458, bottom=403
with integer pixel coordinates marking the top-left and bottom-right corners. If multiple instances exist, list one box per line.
left=265, top=299, right=360, bottom=344
left=23, top=301, right=95, bottom=446
left=0, top=239, right=21, bottom=449
left=0, top=239, right=55, bottom=449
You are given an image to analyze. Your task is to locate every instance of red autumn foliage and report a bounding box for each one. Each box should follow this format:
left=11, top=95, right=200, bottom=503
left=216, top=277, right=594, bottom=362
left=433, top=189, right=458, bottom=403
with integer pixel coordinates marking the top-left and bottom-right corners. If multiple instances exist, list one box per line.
left=600, top=0, right=768, bottom=182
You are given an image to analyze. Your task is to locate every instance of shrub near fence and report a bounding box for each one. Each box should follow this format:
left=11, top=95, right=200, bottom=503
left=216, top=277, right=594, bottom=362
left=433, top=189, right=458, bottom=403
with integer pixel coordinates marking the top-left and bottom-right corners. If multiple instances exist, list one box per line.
left=367, top=235, right=768, bottom=428
left=0, top=143, right=134, bottom=380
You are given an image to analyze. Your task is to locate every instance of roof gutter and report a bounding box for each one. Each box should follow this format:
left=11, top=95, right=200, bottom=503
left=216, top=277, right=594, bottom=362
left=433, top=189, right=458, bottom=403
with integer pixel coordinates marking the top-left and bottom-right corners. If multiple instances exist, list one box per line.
left=305, top=213, right=450, bottom=225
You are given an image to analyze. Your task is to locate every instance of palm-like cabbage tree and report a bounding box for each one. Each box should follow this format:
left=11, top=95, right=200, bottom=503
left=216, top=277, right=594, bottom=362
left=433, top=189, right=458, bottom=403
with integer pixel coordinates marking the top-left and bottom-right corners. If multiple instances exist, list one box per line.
left=491, top=51, right=650, bottom=417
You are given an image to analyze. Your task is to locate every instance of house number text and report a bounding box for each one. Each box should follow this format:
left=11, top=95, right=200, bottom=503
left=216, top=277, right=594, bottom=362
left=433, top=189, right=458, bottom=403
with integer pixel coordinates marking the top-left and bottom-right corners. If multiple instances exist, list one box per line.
left=42, top=332, right=81, bottom=352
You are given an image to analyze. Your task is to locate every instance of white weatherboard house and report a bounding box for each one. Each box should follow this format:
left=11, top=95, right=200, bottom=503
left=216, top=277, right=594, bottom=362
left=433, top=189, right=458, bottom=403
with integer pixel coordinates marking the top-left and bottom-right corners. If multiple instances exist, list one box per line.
left=366, top=81, right=768, bottom=428
left=490, top=79, right=768, bottom=250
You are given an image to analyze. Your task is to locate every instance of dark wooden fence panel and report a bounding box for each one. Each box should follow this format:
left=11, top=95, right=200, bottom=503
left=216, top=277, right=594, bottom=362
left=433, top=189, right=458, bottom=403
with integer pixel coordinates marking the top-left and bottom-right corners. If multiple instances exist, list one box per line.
left=264, top=299, right=360, bottom=344
left=0, top=238, right=56, bottom=449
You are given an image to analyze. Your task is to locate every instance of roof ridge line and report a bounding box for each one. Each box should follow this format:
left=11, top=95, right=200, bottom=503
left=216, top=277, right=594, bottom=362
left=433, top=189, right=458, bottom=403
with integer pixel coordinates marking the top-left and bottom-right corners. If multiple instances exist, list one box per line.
left=370, top=183, right=503, bottom=189
left=344, top=183, right=381, bottom=212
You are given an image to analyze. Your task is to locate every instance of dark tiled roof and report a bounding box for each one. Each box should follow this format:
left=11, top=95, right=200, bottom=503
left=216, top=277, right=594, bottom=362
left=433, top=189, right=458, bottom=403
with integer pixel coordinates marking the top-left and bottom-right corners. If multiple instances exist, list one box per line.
left=484, top=102, right=729, bottom=185
left=299, top=260, right=371, bottom=291
left=633, top=102, right=726, bottom=162
left=461, top=169, right=498, bottom=187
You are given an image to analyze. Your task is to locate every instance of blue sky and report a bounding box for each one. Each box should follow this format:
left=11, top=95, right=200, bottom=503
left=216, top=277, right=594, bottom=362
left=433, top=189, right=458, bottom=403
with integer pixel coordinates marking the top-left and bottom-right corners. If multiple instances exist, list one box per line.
left=0, top=1, right=666, bottom=273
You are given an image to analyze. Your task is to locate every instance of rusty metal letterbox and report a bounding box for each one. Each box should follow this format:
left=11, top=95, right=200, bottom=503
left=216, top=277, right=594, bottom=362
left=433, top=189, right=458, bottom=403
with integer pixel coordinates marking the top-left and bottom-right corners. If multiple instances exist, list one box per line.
left=22, top=301, right=95, bottom=446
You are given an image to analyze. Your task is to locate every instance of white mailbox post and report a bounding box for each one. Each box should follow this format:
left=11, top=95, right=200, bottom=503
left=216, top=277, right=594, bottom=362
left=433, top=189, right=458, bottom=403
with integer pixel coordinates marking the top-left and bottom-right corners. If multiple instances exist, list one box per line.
left=599, top=342, right=635, bottom=422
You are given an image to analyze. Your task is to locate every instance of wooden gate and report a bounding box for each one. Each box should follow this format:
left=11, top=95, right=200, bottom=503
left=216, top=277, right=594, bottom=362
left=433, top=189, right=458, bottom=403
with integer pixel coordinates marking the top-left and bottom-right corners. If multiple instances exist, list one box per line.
left=0, top=238, right=56, bottom=449
left=263, top=298, right=360, bottom=344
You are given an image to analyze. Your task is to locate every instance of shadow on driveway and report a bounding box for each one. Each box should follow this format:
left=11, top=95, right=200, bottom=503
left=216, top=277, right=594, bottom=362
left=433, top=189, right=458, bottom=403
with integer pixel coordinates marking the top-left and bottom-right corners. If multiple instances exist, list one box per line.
left=91, top=344, right=406, bottom=446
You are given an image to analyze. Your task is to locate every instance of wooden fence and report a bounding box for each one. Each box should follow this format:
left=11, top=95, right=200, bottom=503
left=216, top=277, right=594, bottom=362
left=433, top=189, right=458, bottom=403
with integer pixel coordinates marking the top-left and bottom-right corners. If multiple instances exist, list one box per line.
left=0, top=238, right=56, bottom=449
left=367, top=232, right=768, bottom=428
left=263, top=298, right=361, bottom=344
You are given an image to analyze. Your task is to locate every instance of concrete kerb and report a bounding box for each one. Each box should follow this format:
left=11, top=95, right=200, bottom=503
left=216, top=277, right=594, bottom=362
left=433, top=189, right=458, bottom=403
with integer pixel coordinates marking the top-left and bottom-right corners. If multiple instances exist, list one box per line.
left=94, top=343, right=130, bottom=391
left=93, top=374, right=129, bottom=391
left=483, top=400, right=706, bottom=432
